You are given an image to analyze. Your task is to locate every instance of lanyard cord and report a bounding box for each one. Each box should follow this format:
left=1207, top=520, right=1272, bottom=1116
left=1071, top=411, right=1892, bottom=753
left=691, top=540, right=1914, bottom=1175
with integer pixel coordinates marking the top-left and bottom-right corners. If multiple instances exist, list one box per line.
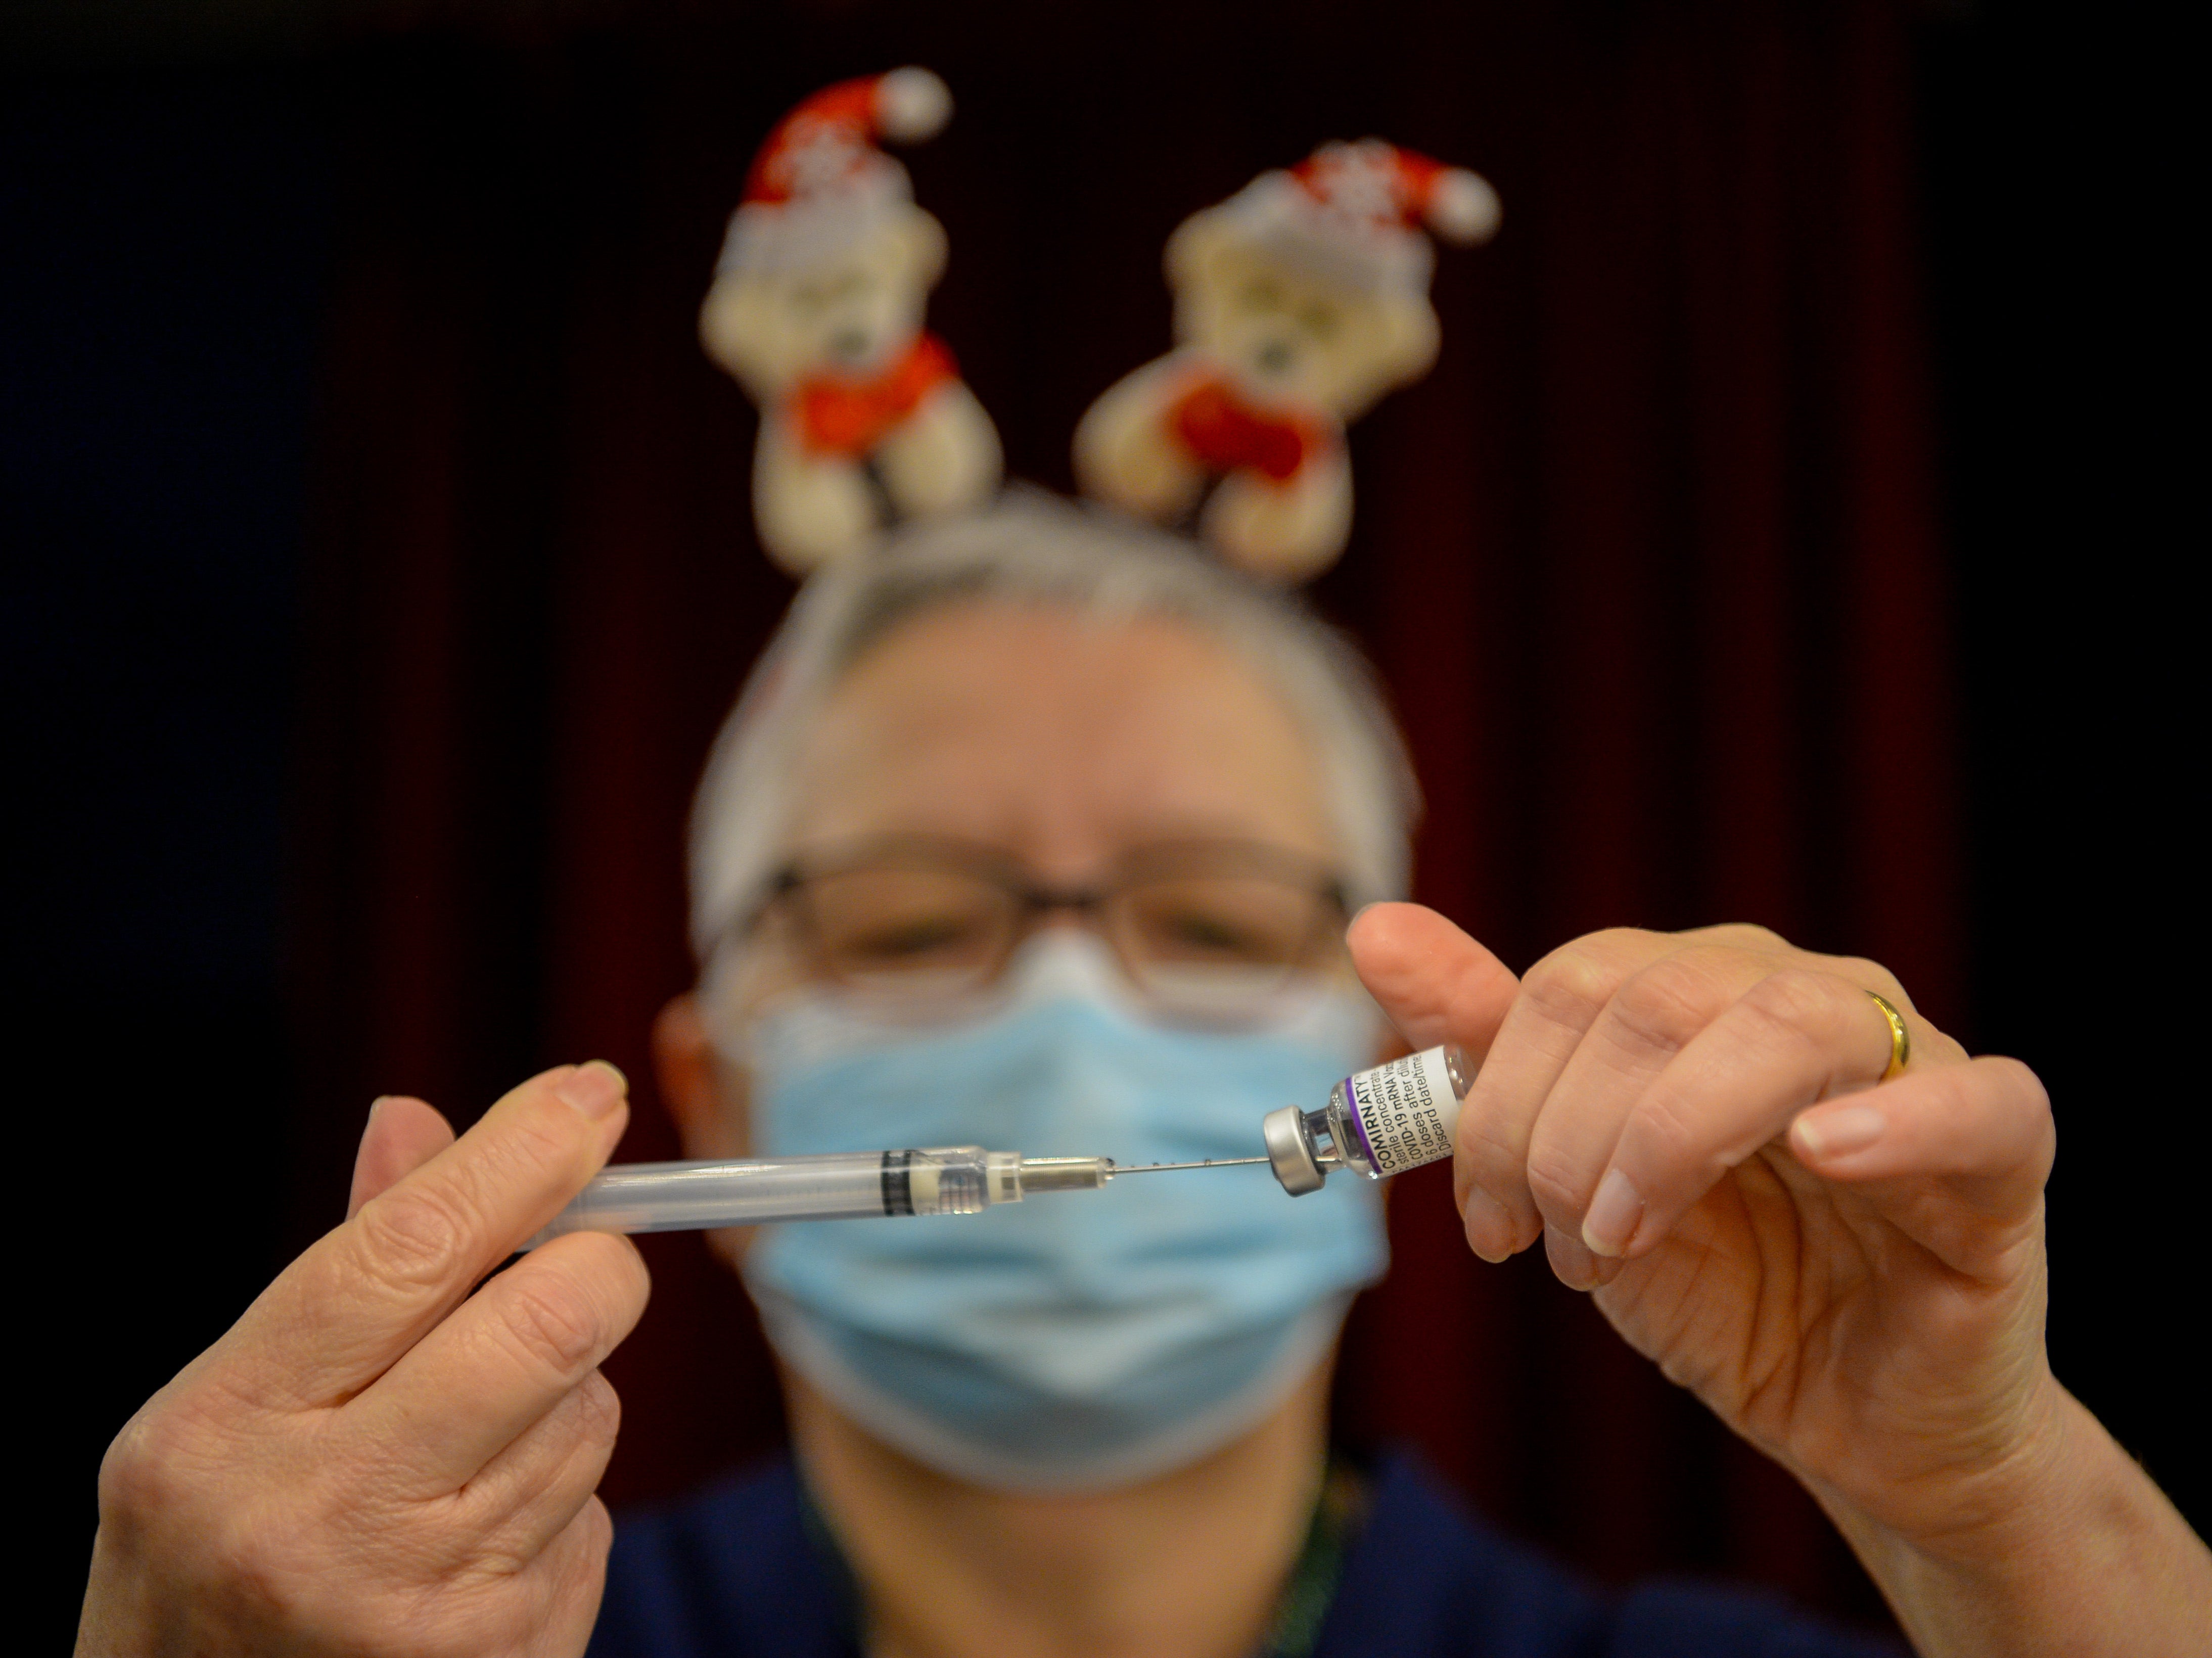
left=794, top=1454, right=1372, bottom=1657
left=1261, top=1455, right=1369, bottom=1658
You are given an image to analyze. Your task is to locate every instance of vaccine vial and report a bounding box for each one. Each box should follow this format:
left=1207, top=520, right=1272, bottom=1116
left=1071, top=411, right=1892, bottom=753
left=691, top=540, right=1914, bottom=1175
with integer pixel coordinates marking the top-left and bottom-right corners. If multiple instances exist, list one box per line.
left=1261, top=1045, right=1473, bottom=1195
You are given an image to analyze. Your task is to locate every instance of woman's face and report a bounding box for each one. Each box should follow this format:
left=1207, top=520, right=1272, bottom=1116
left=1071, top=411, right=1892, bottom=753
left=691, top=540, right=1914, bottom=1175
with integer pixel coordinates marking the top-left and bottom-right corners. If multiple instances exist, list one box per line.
left=725, top=597, right=1343, bottom=1022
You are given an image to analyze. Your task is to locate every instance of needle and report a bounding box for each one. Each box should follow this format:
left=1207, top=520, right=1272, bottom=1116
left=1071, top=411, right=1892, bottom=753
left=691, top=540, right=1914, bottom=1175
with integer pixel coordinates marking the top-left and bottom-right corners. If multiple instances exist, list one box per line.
left=1112, top=1157, right=1271, bottom=1174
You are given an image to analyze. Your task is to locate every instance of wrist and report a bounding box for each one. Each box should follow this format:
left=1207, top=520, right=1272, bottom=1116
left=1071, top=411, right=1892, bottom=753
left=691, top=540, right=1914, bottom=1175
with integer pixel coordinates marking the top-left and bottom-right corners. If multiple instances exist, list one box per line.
left=1838, top=1368, right=2081, bottom=1567
left=1819, top=1382, right=2212, bottom=1657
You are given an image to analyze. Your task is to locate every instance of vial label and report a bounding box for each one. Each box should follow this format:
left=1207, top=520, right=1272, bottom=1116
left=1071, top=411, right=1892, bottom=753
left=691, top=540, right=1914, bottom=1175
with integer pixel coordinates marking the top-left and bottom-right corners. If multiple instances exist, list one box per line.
left=1346, top=1047, right=1463, bottom=1175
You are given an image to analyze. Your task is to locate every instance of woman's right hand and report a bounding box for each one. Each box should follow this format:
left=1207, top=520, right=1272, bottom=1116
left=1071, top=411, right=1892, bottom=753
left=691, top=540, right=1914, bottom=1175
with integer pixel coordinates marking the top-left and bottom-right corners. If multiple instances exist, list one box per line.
left=75, top=1062, right=650, bottom=1658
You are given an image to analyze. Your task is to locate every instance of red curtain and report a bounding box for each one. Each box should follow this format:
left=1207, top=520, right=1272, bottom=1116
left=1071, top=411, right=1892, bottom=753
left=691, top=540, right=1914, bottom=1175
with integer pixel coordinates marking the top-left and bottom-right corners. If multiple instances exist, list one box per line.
left=287, top=1, right=1950, bottom=1630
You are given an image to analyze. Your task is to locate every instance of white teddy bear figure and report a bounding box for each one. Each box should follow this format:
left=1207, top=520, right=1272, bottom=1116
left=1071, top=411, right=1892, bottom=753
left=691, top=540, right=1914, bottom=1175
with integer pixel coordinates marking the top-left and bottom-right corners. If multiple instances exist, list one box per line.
left=1076, top=141, right=1497, bottom=582
left=701, top=69, right=1002, bottom=574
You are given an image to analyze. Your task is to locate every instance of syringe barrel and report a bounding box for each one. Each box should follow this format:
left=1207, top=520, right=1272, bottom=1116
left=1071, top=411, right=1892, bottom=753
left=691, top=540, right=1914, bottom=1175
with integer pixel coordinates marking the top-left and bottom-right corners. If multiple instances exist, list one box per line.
left=527, top=1146, right=1018, bottom=1246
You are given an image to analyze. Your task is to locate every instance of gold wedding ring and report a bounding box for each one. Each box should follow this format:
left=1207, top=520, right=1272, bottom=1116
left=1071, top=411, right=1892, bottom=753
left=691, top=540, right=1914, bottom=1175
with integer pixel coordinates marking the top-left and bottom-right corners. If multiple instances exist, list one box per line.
left=1866, top=990, right=1911, bottom=1081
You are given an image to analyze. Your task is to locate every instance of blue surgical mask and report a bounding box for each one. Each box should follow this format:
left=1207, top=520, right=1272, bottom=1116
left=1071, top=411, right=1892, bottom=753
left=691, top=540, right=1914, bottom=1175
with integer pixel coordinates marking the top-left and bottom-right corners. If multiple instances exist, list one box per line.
left=733, top=932, right=1389, bottom=1492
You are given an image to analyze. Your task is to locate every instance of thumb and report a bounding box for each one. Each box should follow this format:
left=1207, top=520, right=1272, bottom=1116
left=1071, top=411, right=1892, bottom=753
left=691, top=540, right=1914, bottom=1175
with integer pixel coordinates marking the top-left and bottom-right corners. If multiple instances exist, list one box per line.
left=347, top=1095, right=457, bottom=1219
left=1347, top=902, right=1520, bottom=1061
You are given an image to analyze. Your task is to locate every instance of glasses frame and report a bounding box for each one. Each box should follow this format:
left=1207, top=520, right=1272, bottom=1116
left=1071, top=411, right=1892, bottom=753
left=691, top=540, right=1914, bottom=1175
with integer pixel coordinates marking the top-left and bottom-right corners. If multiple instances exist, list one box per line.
left=745, top=834, right=1353, bottom=1012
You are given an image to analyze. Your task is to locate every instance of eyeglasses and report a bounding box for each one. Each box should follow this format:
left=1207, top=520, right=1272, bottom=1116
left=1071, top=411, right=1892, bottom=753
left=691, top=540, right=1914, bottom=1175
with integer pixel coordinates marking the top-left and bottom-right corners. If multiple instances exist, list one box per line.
left=752, top=836, right=1352, bottom=1020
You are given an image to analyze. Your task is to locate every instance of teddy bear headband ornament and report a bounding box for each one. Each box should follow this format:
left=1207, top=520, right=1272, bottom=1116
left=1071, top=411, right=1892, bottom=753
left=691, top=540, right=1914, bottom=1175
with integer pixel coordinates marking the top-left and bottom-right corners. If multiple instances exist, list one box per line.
left=701, top=69, right=1004, bottom=575
left=1076, top=139, right=1498, bottom=582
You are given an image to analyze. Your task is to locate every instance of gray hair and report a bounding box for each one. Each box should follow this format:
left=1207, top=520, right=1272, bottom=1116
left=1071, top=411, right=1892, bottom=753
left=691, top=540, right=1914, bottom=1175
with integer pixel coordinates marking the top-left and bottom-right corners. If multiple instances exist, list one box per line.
left=688, top=491, right=1420, bottom=963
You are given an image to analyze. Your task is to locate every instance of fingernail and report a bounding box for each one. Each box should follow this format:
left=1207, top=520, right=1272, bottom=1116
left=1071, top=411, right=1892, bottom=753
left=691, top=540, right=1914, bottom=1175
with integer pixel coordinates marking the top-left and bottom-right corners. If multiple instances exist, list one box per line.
left=357, top=1095, right=393, bottom=1149
left=1461, top=1186, right=1514, bottom=1263
left=1794, top=1103, right=1884, bottom=1161
left=556, top=1060, right=628, bottom=1121
left=1581, top=1167, right=1643, bottom=1257
left=1544, top=1222, right=1601, bottom=1292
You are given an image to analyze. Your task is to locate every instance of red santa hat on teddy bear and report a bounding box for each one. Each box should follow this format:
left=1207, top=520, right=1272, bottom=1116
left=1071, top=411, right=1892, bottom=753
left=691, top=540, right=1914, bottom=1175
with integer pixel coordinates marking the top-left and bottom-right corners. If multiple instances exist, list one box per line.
left=716, top=67, right=952, bottom=275
left=1212, top=137, right=1499, bottom=293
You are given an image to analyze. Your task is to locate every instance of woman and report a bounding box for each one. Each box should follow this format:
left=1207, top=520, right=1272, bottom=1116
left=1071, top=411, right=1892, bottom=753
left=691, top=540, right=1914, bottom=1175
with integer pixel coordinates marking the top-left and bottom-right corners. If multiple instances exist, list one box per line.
left=75, top=500, right=2210, bottom=1656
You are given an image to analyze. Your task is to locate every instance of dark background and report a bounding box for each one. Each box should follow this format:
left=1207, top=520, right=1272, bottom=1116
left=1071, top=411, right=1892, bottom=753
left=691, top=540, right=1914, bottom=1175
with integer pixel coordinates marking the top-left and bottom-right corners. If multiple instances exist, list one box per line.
left=6, top=1, right=2198, bottom=1647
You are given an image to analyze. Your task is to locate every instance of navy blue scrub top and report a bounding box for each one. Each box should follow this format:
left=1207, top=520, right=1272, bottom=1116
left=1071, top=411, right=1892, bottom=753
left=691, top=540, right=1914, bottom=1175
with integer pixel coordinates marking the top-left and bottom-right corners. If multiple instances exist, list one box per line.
left=587, top=1452, right=1902, bottom=1658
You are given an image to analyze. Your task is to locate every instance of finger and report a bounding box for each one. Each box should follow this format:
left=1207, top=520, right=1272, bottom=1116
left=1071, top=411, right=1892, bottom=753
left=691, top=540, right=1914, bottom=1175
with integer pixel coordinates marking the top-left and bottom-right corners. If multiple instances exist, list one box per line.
left=1577, top=967, right=1903, bottom=1259
left=462, top=1369, right=623, bottom=1559
left=352, top=1229, right=649, bottom=1490
left=1449, top=929, right=1670, bottom=1263
left=217, top=1061, right=631, bottom=1408
left=1529, top=943, right=1789, bottom=1260
left=1346, top=903, right=1520, bottom=1057
left=1345, top=902, right=1530, bottom=1265
left=1789, top=1055, right=2055, bottom=1258
left=509, top=1494, right=616, bottom=1648
left=348, top=1096, right=456, bottom=1219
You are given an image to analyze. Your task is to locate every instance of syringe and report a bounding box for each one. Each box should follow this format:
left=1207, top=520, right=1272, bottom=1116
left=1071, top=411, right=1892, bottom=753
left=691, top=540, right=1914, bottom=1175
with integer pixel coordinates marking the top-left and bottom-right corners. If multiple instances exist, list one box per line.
left=525, top=1146, right=1270, bottom=1248
left=525, top=1042, right=1472, bottom=1247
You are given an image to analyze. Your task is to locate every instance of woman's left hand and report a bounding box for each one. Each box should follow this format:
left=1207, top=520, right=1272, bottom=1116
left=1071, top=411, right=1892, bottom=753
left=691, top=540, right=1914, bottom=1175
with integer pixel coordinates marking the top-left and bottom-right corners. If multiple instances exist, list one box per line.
left=1349, top=907, right=2070, bottom=1564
